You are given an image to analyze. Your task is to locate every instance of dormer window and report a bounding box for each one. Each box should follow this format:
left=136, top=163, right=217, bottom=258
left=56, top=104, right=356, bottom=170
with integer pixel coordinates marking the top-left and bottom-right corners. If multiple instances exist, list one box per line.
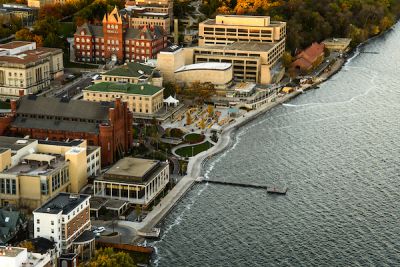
left=81, top=31, right=85, bottom=36
left=115, top=25, right=118, bottom=29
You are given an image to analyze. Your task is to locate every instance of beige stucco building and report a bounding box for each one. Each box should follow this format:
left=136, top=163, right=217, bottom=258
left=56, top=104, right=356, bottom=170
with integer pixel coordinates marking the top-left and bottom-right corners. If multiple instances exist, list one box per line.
left=84, top=82, right=164, bottom=115
left=0, top=137, right=100, bottom=210
left=174, top=62, right=233, bottom=90
left=199, top=15, right=286, bottom=46
left=128, top=11, right=170, bottom=34
left=0, top=41, right=63, bottom=100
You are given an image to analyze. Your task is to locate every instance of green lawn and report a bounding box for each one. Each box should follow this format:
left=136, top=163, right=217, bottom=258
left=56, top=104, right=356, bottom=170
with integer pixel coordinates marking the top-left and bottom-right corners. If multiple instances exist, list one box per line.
left=184, top=133, right=204, bottom=143
left=175, top=141, right=213, bottom=157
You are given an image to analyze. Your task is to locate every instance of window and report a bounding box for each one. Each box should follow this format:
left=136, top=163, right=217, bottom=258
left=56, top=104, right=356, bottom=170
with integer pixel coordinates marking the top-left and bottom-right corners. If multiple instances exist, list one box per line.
left=51, top=229, right=54, bottom=233
left=37, top=227, right=40, bottom=232
left=51, top=220, right=54, bottom=225
left=36, top=219, right=40, bottom=224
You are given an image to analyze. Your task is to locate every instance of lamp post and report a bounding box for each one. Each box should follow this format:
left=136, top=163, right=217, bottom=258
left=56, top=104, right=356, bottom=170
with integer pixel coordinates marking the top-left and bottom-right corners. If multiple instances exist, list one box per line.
left=192, top=146, right=194, bottom=157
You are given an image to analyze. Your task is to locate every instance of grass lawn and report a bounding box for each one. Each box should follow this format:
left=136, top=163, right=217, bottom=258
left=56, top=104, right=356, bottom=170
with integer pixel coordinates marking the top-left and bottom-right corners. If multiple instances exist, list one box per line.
left=175, top=141, right=213, bottom=157
left=184, top=133, right=204, bottom=143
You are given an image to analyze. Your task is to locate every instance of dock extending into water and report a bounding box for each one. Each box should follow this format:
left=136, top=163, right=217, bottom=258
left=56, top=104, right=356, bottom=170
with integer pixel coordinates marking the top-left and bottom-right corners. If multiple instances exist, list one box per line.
left=196, top=178, right=288, bottom=194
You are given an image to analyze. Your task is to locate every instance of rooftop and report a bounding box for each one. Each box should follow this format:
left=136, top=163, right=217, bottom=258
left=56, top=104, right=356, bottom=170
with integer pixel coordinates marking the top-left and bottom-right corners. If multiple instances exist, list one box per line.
left=0, top=136, right=36, bottom=153
left=35, top=193, right=90, bottom=215
left=0, top=41, right=33, bottom=50
left=4, top=153, right=67, bottom=176
left=85, top=82, right=163, bottom=96
left=0, top=246, right=25, bottom=257
left=100, top=157, right=167, bottom=184
left=175, top=62, right=232, bottom=73
left=0, top=45, right=62, bottom=65
left=104, top=62, right=154, bottom=78
left=15, top=95, right=111, bottom=121
left=38, top=139, right=85, bottom=147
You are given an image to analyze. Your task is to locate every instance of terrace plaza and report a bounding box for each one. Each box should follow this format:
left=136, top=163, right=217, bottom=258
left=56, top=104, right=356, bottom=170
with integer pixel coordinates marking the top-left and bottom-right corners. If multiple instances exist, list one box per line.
left=93, top=157, right=169, bottom=208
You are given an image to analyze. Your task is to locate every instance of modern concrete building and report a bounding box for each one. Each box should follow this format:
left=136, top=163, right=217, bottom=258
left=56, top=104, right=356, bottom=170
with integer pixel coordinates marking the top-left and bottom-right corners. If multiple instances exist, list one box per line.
left=33, top=193, right=93, bottom=258
left=0, top=41, right=64, bottom=99
left=0, top=137, right=100, bottom=210
left=84, top=82, right=164, bottom=115
left=0, top=246, right=51, bottom=267
left=199, top=15, right=286, bottom=46
left=125, top=0, right=173, bottom=23
left=174, top=62, right=233, bottom=90
left=157, top=40, right=285, bottom=85
left=93, top=157, right=169, bottom=208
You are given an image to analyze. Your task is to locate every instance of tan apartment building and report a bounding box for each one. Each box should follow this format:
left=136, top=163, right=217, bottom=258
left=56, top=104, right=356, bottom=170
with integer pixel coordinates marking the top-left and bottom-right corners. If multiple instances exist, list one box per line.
left=199, top=15, right=286, bottom=46
left=33, top=193, right=93, bottom=257
left=0, top=41, right=63, bottom=99
left=84, top=82, right=164, bottom=115
left=0, top=137, right=100, bottom=210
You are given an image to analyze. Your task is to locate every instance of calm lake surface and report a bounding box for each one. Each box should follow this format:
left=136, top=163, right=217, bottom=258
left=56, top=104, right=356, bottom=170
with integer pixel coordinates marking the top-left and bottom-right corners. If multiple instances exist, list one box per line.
left=151, top=24, right=400, bottom=266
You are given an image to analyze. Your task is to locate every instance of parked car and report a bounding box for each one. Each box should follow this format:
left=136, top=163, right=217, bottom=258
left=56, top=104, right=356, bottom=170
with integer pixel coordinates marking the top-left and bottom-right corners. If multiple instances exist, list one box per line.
left=93, top=226, right=106, bottom=234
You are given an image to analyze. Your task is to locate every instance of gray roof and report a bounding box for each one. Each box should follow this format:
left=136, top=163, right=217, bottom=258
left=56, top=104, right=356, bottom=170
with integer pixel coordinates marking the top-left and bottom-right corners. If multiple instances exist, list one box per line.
left=0, top=208, right=23, bottom=244
left=12, top=116, right=100, bottom=134
left=16, top=96, right=110, bottom=121
left=75, top=24, right=104, bottom=37
left=35, top=193, right=90, bottom=215
left=0, top=136, right=36, bottom=152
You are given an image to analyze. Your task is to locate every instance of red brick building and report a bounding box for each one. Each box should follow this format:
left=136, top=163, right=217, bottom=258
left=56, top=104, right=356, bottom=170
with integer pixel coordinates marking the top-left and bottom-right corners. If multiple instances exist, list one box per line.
left=74, top=7, right=167, bottom=63
left=0, top=95, right=133, bottom=166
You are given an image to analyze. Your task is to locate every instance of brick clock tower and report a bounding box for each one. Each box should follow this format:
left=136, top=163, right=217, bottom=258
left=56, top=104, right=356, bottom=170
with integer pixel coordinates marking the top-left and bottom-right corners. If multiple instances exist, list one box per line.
left=103, top=7, right=127, bottom=62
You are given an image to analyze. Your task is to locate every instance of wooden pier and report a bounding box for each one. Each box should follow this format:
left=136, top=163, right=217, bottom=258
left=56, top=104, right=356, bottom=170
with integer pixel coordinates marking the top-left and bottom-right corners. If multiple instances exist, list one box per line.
left=196, top=178, right=287, bottom=194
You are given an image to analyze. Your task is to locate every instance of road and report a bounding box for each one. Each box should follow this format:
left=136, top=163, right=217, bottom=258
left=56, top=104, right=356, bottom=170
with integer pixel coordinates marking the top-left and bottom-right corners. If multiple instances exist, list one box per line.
left=93, top=220, right=137, bottom=244
left=54, top=75, right=93, bottom=99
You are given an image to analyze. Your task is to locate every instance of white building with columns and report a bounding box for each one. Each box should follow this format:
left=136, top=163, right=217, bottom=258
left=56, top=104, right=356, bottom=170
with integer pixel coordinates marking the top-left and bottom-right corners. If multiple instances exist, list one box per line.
left=93, top=157, right=169, bottom=208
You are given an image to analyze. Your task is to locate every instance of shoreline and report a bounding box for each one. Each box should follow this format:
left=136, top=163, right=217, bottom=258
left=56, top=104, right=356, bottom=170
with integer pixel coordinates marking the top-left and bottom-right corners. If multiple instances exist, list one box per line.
left=134, top=46, right=350, bottom=236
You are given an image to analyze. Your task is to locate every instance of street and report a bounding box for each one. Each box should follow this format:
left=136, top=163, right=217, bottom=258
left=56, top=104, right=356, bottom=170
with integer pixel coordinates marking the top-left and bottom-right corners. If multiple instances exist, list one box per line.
left=54, top=75, right=93, bottom=99
left=92, top=220, right=137, bottom=244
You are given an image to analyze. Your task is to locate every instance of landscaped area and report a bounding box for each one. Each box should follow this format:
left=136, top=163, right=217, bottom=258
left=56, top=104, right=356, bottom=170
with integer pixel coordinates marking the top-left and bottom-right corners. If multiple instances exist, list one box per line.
left=184, top=133, right=204, bottom=143
left=175, top=141, right=214, bottom=157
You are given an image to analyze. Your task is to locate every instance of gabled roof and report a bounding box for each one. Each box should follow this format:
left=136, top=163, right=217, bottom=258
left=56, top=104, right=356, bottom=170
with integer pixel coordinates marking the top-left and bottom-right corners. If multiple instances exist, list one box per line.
left=15, top=96, right=110, bottom=121
left=125, top=25, right=165, bottom=40
left=75, top=24, right=103, bottom=37
left=104, top=62, right=154, bottom=78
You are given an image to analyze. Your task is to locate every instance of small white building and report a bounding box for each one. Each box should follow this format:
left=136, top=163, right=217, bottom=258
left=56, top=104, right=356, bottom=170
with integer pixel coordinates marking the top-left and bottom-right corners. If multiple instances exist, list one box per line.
left=0, top=246, right=51, bottom=267
left=33, top=193, right=94, bottom=258
left=93, top=157, right=169, bottom=208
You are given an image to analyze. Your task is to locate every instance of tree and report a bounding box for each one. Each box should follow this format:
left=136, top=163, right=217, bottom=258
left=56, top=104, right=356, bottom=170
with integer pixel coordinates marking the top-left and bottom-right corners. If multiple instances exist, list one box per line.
left=281, top=51, right=293, bottom=68
left=15, top=28, right=33, bottom=41
left=207, top=105, right=214, bottom=117
left=186, top=111, right=192, bottom=125
left=19, top=240, right=34, bottom=251
left=86, top=247, right=136, bottom=267
left=199, top=117, right=206, bottom=129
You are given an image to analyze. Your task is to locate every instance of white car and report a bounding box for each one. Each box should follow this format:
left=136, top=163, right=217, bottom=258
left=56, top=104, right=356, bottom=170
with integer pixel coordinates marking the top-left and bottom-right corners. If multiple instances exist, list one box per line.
left=93, top=226, right=106, bottom=234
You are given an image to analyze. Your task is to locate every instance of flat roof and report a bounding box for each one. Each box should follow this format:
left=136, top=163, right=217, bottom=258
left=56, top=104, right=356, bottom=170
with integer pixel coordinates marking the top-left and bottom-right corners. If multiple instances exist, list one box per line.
left=35, top=193, right=90, bottom=215
left=175, top=62, right=232, bottom=73
left=38, top=139, right=85, bottom=147
left=105, top=199, right=127, bottom=210
left=5, top=154, right=67, bottom=176
left=0, top=246, right=25, bottom=257
left=0, top=136, right=36, bottom=152
left=141, top=12, right=168, bottom=17
left=23, top=153, right=55, bottom=163
left=0, top=41, right=33, bottom=50
left=85, top=82, right=163, bottom=96
left=99, top=157, right=168, bottom=184
left=89, top=197, right=108, bottom=211
left=107, top=157, right=158, bottom=178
